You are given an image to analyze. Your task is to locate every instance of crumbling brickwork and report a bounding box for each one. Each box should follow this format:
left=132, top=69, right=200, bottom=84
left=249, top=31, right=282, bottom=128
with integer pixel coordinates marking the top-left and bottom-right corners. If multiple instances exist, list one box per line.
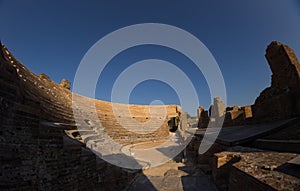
left=197, top=41, right=300, bottom=127
left=252, top=41, right=300, bottom=122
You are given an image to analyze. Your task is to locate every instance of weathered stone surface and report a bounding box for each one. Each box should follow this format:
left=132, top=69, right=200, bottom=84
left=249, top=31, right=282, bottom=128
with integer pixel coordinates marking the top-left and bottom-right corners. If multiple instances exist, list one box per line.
left=266, top=41, right=300, bottom=89
left=210, top=97, right=226, bottom=118
left=198, top=97, right=253, bottom=128
left=197, top=97, right=226, bottom=128
left=198, top=104, right=253, bottom=127
left=38, top=73, right=51, bottom=81
left=60, top=78, right=71, bottom=90
left=252, top=41, right=300, bottom=122
left=242, top=105, right=252, bottom=119
left=213, top=148, right=299, bottom=191
left=223, top=105, right=253, bottom=126
left=197, top=106, right=209, bottom=128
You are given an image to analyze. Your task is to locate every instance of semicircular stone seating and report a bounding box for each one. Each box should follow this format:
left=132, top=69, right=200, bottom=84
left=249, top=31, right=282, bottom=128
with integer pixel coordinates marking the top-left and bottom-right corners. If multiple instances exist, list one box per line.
left=0, top=43, right=182, bottom=189
left=1, top=44, right=181, bottom=146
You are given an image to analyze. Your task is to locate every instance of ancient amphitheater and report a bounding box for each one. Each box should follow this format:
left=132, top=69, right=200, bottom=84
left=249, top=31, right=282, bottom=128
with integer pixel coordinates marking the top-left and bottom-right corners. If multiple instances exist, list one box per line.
left=0, top=41, right=299, bottom=190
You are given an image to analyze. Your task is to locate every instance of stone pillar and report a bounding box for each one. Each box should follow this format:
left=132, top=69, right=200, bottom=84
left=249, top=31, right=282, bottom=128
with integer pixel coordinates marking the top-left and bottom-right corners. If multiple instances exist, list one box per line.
left=211, top=97, right=226, bottom=118
left=209, top=97, right=226, bottom=128
left=197, top=106, right=209, bottom=128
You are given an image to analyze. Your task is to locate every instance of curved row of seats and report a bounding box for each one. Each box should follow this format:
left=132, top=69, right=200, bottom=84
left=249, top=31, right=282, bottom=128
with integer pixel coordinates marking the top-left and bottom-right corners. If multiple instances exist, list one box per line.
left=0, top=44, right=139, bottom=190
left=2, top=45, right=180, bottom=148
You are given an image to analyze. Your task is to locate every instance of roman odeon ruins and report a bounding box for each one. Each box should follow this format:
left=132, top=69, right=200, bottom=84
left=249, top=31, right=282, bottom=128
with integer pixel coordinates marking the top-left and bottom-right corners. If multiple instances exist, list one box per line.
left=0, top=41, right=299, bottom=190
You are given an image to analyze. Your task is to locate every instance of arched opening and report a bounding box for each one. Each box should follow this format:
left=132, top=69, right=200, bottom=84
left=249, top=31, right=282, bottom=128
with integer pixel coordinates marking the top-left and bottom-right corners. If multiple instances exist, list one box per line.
left=168, top=113, right=181, bottom=132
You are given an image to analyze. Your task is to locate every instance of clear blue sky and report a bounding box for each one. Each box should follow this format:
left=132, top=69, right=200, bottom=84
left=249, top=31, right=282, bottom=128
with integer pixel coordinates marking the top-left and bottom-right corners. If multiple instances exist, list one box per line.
left=1, top=0, right=299, bottom=116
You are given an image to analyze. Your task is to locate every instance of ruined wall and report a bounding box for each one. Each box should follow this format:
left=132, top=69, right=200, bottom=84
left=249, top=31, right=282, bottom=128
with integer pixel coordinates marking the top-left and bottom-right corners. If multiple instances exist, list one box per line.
left=197, top=106, right=209, bottom=128
left=197, top=99, right=252, bottom=128
left=197, top=41, right=300, bottom=127
left=252, top=41, right=300, bottom=122
left=223, top=105, right=252, bottom=126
